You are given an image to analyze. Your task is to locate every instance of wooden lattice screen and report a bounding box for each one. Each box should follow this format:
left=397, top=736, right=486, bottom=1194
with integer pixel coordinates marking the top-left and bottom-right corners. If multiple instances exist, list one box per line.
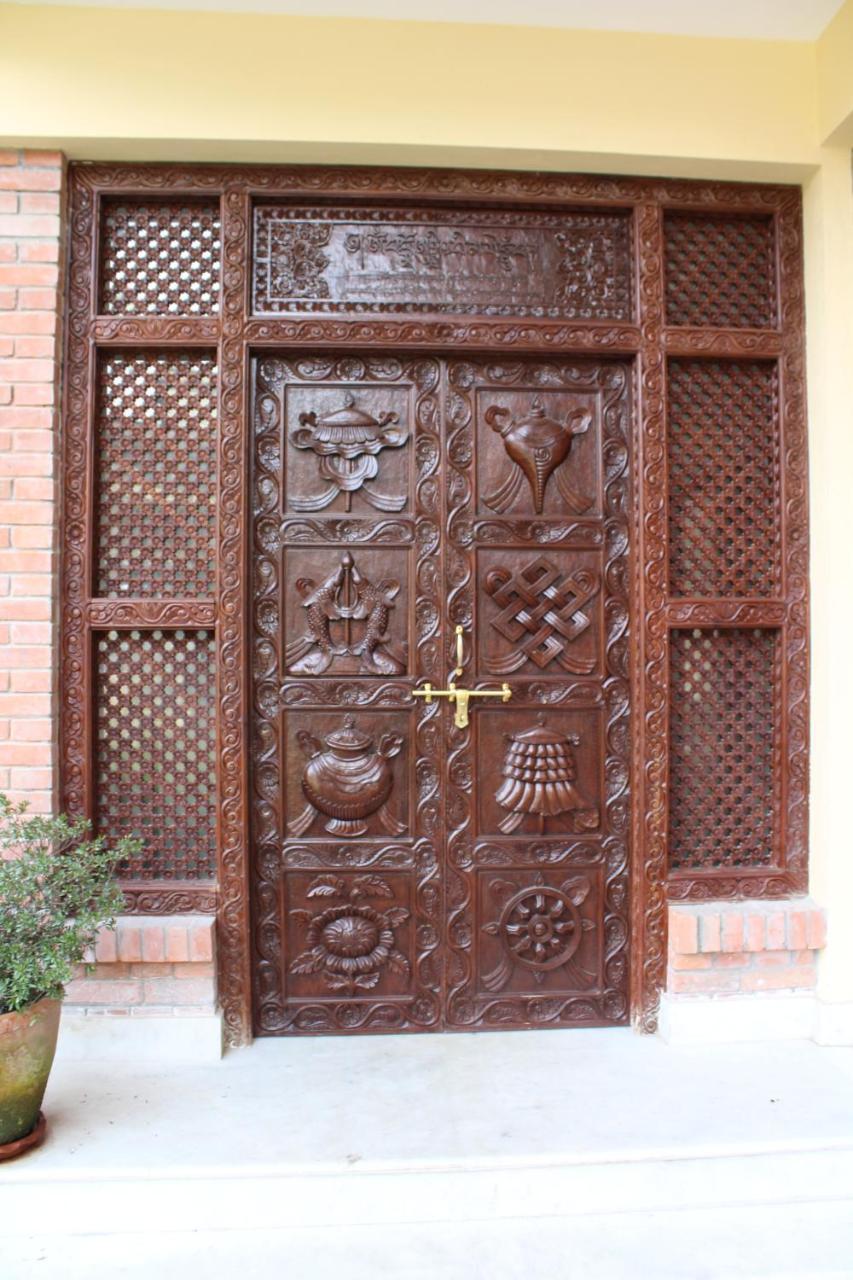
left=61, top=165, right=808, bottom=1041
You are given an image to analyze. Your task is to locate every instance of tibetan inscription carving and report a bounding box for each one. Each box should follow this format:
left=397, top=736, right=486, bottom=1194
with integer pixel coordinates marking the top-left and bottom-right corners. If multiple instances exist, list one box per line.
left=253, top=206, right=633, bottom=319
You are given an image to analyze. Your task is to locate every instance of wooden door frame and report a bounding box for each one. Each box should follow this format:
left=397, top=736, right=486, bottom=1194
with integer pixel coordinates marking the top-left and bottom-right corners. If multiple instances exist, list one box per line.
left=62, top=163, right=808, bottom=1046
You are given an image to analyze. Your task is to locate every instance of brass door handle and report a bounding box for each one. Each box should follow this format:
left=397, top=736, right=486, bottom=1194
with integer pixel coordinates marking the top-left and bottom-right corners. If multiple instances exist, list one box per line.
left=413, top=626, right=511, bottom=728
left=412, top=682, right=512, bottom=729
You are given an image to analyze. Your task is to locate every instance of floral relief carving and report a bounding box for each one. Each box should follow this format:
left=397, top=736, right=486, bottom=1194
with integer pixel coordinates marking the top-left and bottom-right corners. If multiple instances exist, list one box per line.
left=289, top=875, right=410, bottom=995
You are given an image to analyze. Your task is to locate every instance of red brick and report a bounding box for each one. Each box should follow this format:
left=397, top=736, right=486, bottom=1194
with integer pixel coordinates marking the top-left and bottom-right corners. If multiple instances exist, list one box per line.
left=10, top=670, right=52, bottom=693
left=0, top=152, right=18, bottom=167
left=0, top=599, right=52, bottom=620
left=765, top=911, right=787, bottom=951
left=0, top=266, right=58, bottom=290
left=741, top=964, right=817, bottom=992
left=808, top=910, right=827, bottom=950
left=720, top=911, right=745, bottom=952
left=116, top=926, right=143, bottom=963
left=712, top=951, right=750, bottom=968
left=0, top=644, right=51, bottom=667
left=10, top=622, right=51, bottom=643
left=11, top=384, right=54, bottom=406
left=8, top=767, right=52, bottom=790
left=0, top=742, right=52, bottom=766
left=0, top=357, right=56, bottom=382
left=19, top=193, right=60, bottom=216
left=0, top=693, right=51, bottom=715
left=22, top=151, right=63, bottom=167
left=745, top=913, right=766, bottom=952
left=18, top=241, right=59, bottom=265
left=172, top=962, right=215, bottom=979
left=14, top=337, right=55, bottom=359
left=0, top=194, right=16, bottom=214
left=141, top=926, right=166, bottom=963
left=787, top=909, right=809, bottom=951
left=670, top=970, right=741, bottom=995
left=131, top=962, right=173, bottom=978
left=754, top=950, right=795, bottom=967
left=94, top=928, right=118, bottom=963
left=0, top=339, right=12, bottom=358
left=670, top=952, right=712, bottom=970
left=0, top=453, right=53, bottom=476
left=65, top=979, right=143, bottom=1006
left=165, top=926, right=189, bottom=962
left=11, top=529, right=54, bottom=553
left=0, top=291, right=16, bottom=310
left=0, top=169, right=62, bottom=192
left=698, top=912, right=721, bottom=952
left=9, top=717, right=52, bottom=741
left=0, top=245, right=14, bottom=264
left=18, top=289, right=59, bottom=311
left=189, top=923, right=214, bottom=962
left=0, top=502, right=54, bottom=526
left=0, top=416, right=54, bottom=436
left=142, top=977, right=214, bottom=1006
left=10, top=481, right=53, bottom=504
left=0, top=215, right=61, bottom=239
left=669, top=911, right=698, bottom=955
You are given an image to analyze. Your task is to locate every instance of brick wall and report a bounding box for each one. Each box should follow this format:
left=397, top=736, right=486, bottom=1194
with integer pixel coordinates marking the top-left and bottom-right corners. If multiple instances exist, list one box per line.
left=66, top=916, right=217, bottom=1019
left=668, top=898, right=826, bottom=997
left=0, top=149, right=64, bottom=813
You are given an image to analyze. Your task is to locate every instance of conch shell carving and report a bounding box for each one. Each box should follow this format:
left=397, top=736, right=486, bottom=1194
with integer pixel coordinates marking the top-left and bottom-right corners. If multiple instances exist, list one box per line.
left=484, top=397, right=592, bottom=515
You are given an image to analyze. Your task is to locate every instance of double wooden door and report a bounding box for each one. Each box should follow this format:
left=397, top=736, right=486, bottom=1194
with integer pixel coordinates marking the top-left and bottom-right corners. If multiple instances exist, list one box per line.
left=250, top=352, right=632, bottom=1033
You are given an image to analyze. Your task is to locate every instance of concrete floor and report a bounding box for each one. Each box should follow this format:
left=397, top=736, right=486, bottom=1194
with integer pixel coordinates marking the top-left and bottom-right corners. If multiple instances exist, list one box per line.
left=2, top=1028, right=853, bottom=1278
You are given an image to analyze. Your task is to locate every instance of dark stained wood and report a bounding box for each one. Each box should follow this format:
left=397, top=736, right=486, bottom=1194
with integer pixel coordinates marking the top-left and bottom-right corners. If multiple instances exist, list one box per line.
left=60, top=163, right=810, bottom=1045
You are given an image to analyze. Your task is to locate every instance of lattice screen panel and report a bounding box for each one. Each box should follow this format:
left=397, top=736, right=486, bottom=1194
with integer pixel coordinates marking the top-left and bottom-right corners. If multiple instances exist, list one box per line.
left=94, top=351, right=218, bottom=599
left=667, top=359, right=781, bottom=598
left=100, top=199, right=221, bottom=315
left=94, top=629, right=217, bottom=880
left=664, top=212, right=777, bottom=329
left=668, top=628, right=780, bottom=873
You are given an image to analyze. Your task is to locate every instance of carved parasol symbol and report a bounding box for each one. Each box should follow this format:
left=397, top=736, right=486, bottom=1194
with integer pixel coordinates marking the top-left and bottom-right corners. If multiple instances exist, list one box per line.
left=495, top=720, right=599, bottom=834
left=290, top=392, right=408, bottom=513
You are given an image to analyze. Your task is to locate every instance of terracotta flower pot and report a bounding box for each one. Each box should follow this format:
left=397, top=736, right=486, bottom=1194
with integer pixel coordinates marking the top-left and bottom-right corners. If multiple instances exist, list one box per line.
left=0, top=996, right=61, bottom=1154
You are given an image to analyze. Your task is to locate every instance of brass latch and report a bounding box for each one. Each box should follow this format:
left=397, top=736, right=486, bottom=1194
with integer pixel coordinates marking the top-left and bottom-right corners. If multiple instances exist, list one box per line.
left=413, top=626, right=512, bottom=728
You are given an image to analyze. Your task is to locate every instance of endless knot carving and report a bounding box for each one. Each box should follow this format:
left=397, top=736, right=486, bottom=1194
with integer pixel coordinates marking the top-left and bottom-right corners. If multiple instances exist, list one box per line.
left=289, top=875, right=410, bottom=995
left=481, top=871, right=596, bottom=992
left=289, top=392, right=408, bottom=512
left=286, top=551, right=405, bottom=676
left=495, top=721, right=599, bottom=834
left=484, top=558, right=598, bottom=675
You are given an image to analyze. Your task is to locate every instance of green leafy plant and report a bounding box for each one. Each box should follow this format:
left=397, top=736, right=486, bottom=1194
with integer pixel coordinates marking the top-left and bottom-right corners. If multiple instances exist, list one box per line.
left=0, top=796, right=138, bottom=1015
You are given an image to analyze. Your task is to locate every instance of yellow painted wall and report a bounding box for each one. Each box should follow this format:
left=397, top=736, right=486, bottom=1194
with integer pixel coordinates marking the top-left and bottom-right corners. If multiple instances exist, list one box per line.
left=0, top=5, right=820, bottom=174
left=2, top=3, right=853, bottom=1018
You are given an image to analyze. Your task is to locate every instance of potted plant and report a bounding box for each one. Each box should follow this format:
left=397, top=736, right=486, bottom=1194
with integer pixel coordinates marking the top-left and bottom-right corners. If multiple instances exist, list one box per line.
left=0, top=795, right=139, bottom=1160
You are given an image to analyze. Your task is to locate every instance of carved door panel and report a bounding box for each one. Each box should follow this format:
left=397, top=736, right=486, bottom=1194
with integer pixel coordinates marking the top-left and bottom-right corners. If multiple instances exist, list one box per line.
left=443, top=359, right=632, bottom=1029
left=251, top=355, right=443, bottom=1034
left=250, top=353, right=631, bottom=1034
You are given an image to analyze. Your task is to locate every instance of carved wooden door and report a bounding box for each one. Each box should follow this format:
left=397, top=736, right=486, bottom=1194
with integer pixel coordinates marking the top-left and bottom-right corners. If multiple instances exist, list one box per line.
left=251, top=353, right=632, bottom=1034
